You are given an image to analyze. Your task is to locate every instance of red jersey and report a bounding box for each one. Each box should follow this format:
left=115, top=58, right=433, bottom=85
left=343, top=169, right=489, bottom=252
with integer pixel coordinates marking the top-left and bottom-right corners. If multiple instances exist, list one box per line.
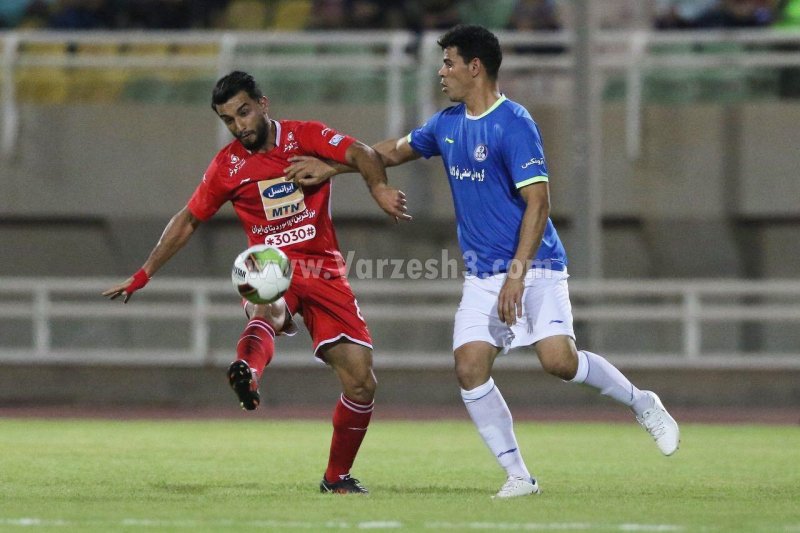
left=188, top=120, right=357, bottom=277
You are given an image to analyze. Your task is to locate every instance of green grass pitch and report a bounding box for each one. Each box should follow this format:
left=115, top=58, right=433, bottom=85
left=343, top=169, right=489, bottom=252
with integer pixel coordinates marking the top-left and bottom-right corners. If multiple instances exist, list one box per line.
left=1, top=417, right=798, bottom=531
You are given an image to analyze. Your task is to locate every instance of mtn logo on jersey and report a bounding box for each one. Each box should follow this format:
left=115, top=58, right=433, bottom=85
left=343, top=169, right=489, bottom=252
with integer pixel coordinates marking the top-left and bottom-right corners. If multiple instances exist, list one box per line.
left=473, top=144, right=488, bottom=162
left=258, top=179, right=306, bottom=221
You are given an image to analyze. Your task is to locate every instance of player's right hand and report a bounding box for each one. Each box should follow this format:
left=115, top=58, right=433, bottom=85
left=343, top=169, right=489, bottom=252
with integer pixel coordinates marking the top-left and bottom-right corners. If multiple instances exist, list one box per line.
left=497, top=275, right=524, bottom=326
left=102, top=269, right=149, bottom=304
left=285, top=156, right=336, bottom=187
left=370, top=183, right=412, bottom=223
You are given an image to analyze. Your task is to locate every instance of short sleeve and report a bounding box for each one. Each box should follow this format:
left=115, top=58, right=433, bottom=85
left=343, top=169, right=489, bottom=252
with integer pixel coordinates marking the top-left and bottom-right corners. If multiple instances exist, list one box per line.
left=407, top=112, right=442, bottom=159
left=502, top=118, right=549, bottom=189
left=187, top=156, right=228, bottom=221
left=295, top=121, right=356, bottom=164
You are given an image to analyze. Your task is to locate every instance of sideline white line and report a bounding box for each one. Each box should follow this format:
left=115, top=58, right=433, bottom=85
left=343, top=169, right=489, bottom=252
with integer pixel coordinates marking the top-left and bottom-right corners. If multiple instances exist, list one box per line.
left=619, top=526, right=685, bottom=532
left=0, top=518, right=694, bottom=530
left=427, top=522, right=596, bottom=530
left=0, top=519, right=69, bottom=527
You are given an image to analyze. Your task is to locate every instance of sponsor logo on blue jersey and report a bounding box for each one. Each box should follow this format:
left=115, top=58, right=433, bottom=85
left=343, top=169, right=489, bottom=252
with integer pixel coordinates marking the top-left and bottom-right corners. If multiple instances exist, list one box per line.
left=521, top=157, right=545, bottom=169
left=449, top=165, right=486, bottom=182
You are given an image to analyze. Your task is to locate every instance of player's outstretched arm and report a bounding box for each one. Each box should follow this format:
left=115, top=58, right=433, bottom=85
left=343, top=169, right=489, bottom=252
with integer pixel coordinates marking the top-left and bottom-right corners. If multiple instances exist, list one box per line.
left=373, top=136, right=421, bottom=168
left=102, top=206, right=202, bottom=303
left=285, top=137, right=420, bottom=187
left=345, top=141, right=412, bottom=222
left=284, top=157, right=348, bottom=186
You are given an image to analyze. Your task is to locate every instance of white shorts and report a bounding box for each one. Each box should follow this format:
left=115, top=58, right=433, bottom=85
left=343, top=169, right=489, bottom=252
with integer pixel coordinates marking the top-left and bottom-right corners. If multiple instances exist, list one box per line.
left=452, top=268, right=575, bottom=353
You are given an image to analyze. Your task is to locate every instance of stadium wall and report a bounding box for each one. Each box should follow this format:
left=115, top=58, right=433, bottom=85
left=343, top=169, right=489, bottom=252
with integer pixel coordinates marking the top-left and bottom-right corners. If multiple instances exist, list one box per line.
left=1, top=363, right=798, bottom=410
left=2, top=101, right=800, bottom=280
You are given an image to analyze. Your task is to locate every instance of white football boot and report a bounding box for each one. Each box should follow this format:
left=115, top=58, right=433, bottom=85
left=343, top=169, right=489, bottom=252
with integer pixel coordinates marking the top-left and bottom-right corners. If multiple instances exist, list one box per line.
left=636, top=390, right=680, bottom=456
left=492, top=476, right=541, bottom=499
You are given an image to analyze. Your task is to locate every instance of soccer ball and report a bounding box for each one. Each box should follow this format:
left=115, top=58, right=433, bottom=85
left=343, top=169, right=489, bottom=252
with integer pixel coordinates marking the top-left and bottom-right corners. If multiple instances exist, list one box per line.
left=231, top=244, right=292, bottom=304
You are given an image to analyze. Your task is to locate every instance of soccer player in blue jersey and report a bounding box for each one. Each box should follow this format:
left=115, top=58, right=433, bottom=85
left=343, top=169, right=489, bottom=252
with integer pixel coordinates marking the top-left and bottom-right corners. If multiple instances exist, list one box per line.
left=285, top=24, right=680, bottom=498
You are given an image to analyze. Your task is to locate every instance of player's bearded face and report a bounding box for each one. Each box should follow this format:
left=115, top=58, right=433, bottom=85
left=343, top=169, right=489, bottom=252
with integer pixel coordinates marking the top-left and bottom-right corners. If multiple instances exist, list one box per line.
left=238, top=116, right=268, bottom=151
left=216, top=92, right=271, bottom=151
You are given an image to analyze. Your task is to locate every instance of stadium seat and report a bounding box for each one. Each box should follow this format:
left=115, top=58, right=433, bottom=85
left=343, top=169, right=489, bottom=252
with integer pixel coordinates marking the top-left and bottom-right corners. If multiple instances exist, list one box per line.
left=16, top=67, right=70, bottom=104
left=222, top=0, right=269, bottom=30
left=271, top=0, right=312, bottom=30
left=14, top=43, right=70, bottom=104
left=120, top=43, right=174, bottom=56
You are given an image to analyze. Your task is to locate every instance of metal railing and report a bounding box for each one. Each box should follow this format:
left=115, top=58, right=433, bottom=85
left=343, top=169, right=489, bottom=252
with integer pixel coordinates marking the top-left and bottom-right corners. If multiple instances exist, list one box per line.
left=1, top=277, right=799, bottom=369
left=4, top=29, right=800, bottom=158
left=0, top=30, right=416, bottom=156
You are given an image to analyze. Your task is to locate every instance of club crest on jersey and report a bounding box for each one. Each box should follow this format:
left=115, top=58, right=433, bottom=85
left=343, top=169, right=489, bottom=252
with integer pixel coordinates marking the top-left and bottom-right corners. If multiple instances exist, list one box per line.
left=258, top=178, right=306, bottom=221
left=229, top=154, right=246, bottom=176
left=282, top=131, right=299, bottom=152
left=279, top=130, right=298, bottom=152
left=473, top=144, right=488, bottom=162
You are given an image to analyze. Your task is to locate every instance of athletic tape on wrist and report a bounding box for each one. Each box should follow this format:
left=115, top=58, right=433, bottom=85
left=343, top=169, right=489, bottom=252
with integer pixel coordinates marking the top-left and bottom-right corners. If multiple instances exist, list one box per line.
left=127, top=268, right=150, bottom=293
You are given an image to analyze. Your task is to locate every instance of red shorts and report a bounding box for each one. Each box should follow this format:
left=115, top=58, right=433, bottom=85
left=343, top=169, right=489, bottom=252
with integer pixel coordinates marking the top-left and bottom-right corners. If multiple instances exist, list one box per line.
left=283, top=273, right=372, bottom=358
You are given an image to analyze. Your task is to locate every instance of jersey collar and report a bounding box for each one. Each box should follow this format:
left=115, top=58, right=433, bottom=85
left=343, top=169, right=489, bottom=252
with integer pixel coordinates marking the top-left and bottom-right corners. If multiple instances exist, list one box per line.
left=465, top=95, right=507, bottom=120
left=272, top=119, right=282, bottom=148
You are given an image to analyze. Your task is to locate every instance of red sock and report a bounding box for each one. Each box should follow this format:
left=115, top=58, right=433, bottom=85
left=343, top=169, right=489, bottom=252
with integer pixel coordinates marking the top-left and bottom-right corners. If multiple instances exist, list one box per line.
left=236, top=317, right=275, bottom=376
left=324, top=394, right=374, bottom=482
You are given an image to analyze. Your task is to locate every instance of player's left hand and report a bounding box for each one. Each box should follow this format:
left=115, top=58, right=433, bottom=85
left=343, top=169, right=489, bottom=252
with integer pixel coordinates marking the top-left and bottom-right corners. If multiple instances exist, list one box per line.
left=497, top=276, right=524, bottom=326
left=370, top=183, right=412, bottom=222
left=285, top=156, right=336, bottom=187
left=102, top=269, right=149, bottom=304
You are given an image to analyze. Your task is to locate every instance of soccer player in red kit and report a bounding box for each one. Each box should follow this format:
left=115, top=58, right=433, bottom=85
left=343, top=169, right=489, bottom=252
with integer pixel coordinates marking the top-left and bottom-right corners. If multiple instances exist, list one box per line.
left=103, top=71, right=410, bottom=494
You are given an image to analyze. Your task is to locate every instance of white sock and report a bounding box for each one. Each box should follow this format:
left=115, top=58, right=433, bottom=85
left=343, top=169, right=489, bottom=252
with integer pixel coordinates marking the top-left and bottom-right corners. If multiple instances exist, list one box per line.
left=461, top=378, right=531, bottom=480
left=571, top=350, right=652, bottom=415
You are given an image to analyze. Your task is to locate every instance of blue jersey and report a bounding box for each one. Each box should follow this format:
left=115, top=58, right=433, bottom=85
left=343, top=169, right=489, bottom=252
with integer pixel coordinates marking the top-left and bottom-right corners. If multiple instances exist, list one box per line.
left=408, top=96, right=567, bottom=276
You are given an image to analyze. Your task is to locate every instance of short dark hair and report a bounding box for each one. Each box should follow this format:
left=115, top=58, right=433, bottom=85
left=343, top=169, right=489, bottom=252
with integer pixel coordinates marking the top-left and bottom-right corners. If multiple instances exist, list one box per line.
left=437, top=25, right=502, bottom=80
left=211, top=71, right=264, bottom=110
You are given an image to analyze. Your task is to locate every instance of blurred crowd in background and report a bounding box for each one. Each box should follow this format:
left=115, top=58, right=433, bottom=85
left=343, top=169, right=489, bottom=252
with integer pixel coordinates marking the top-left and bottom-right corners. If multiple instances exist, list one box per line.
left=0, top=0, right=798, bottom=32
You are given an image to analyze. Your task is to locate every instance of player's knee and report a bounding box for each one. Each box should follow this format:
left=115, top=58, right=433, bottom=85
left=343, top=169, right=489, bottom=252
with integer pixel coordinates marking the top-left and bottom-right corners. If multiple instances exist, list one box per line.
left=454, top=359, right=488, bottom=390
left=250, top=301, right=288, bottom=333
left=346, top=371, right=377, bottom=403
left=539, top=351, right=577, bottom=380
